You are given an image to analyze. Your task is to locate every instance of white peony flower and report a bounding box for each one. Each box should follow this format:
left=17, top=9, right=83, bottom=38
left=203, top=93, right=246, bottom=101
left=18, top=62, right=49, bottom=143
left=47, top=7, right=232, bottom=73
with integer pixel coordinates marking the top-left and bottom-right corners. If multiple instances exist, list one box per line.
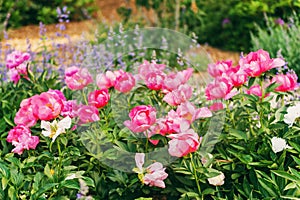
left=271, top=137, right=292, bottom=153
left=283, top=103, right=300, bottom=126
left=208, top=172, right=225, bottom=186
left=41, top=116, right=72, bottom=142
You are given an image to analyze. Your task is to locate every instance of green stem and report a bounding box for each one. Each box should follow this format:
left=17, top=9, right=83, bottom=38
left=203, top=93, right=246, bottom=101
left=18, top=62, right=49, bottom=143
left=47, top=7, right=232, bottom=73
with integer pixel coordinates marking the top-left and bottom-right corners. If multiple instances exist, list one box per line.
left=57, top=139, right=63, bottom=180
left=190, top=153, right=202, bottom=198
left=81, top=89, right=88, bottom=105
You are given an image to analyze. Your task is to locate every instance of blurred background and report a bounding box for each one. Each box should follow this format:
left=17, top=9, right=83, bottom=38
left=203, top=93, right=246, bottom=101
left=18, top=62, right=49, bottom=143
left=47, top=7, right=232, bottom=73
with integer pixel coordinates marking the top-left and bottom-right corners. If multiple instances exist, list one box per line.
left=0, top=0, right=299, bottom=73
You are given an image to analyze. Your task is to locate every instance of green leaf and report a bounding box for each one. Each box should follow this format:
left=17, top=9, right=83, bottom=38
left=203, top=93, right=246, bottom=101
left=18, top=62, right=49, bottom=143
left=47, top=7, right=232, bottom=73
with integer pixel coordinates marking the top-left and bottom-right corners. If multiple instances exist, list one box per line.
left=31, top=183, right=58, bottom=200
left=248, top=77, right=256, bottom=88
left=229, top=129, right=248, bottom=140
left=44, top=164, right=53, bottom=179
left=272, top=170, right=300, bottom=183
left=61, top=180, right=80, bottom=190
left=257, top=178, right=278, bottom=197
left=8, top=186, right=17, bottom=200
left=3, top=115, right=14, bottom=127
left=1, top=177, right=8, bottom=190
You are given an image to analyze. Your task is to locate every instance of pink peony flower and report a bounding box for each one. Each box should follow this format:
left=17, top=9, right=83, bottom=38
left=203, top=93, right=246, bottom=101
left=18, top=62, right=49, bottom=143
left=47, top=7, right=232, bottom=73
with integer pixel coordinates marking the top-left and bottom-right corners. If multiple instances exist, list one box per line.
left=272, top=72, right=298, bottom=92
left=31, top=91, right=64, bottom=121
left=165, top=110, right=190, bottom=134
left=61, top=100, right=78, bottom=118
left=208, top=60, right=232, bottom=77
left=7, top=68, right=21, bottom=84
left=124, top=105, right=156, bottom=133
left=223, top=65, right=248, bottom=87
left=246, top=84, right=269, bottom=98
left=149, top=118, right=171, bottom=137
left=239, top=49, right=285, bottom=77
left=163, top=84, right=193, bottom=106
left=77, top=105, right=100, bottom=124
left=138, top=60, right=165, bottom=80
left=14, top=97, right=38, bottom=127
left=65, top=66, right=93, bottom=90
left=209, top=102, right=224, bottom=111
left=7, top=125, right=39, bottom=155
left=176, top=102, right=212, bottom=124
left=162, top=68, right=194, bottom=92
left=88, top=89, right=110, bottom=108
left=114, top=72, right=136, bottom=93
left=168, top=129, right=201, bottom=157
left=133, top=153, right=168, bottom=188
left=145, top=71, right=166, bottom=90
left=96, top=70, right=119, bottom=89
left=205, top=77, right=236, bottom=100
left=6, top=50, right=30, bottom=69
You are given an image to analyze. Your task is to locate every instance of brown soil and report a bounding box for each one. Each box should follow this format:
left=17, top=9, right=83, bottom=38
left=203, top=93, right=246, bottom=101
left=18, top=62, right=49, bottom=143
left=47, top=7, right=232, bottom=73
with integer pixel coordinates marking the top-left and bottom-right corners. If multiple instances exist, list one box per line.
left=3, top=0, right=240, bottom=65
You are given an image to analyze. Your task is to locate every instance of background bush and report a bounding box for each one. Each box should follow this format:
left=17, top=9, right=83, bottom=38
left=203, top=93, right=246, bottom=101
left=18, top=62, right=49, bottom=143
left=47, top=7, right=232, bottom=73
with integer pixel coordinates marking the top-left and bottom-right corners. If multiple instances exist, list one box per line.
left=0, top=0, right=96, bottom=28
left=128, top=0, right=300, bottom=52
left=251, top=14, right=300, bottom=77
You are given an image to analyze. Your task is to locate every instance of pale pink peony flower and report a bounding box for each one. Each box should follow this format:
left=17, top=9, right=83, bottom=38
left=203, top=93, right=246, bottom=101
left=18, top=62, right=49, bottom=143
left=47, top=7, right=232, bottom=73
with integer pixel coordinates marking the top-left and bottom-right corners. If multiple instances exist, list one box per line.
left=114, top=72, right=136, bottom=93
left=133, top=153, right=168, bottom=188
left=7, top=68, right=21, bottom=84
left=168, top=129, right=201, bottom=157
left=246, top=84, right=269, bottom=98
left=272, top=72, right=298, bottom=92
left=148, top=118, right=171, bottom=137
left=7, top=125, right=39, bottom=155
left=205, top=77, right=236, bottom=100
left=77, top=105, right=100, bottom=124
left=208, top=60, right=232, bottom=77
left=164, top=110, right=190, bottom=134
left=176, top=102, right=212, bottom=124
left=65, top=66, right=93, bottom=90
left=124, top=105, right=156, bottom=133
left=138, top=60, right=165, bottom=80
left=88, top=89, right=110, bottom=108
left=31, top=91, right=64, bottom=121
left=162, top=68, right=193, bottom=92
left=208, top=172, right=225, bottom=186
left=6, top=50, right=30, bottom=69
left=96, top=70, right=118, bottom=89
left=145, top=71, right=166, bottom=90
left=239, top=49, right=285, bottom=77
left=163, top=84, right=193, bottom=106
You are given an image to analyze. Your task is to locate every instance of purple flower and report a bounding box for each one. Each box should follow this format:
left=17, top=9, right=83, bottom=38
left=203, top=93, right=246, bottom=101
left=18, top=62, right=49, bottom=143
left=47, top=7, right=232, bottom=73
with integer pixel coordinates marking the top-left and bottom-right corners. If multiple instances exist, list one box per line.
left=222, top=18, right=231, bottom=27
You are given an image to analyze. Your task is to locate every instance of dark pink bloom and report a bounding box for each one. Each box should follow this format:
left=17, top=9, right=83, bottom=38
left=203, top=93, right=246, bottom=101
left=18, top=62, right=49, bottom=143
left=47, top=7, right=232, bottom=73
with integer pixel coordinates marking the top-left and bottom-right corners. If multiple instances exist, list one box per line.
left=145, top=71, right=166, bottom=90
left=149, top=118, right=170, bottom=137
left=209, top=102, right=224, bottom=111
left=31, top=91, right=64, bottom=121
left=239, top=49, right=285, bottom=77
left=6, top=50, right=30, bottom=69
left=164, top=110, right=190, bottom=134
left=7, top=125, right=39, bottom=155
left=205, top=77, right=236, bottom=100
left=114, top=72, right=136, bottom=93
left=163, top=84, right=193, bottom=106
left=88, top=89, right=110, bottom=108
left=124, top=105, right=156, bottom=133
left=224, top=65, right=248, bottom=87
left=7, top=63, right=29, bottom=84
left=65, top=66, right=93, bottom=90
left=168, top=129, right=201, bottom=157
left=14, top=97, right=38, bottom=127
left=207, top=60, right=232, bottom=77
left=77, top=105, right=100, bottom=124
left=61, top=100, right=78, bottom=118
left=272, top=72, right=298, bottom=92
left=138, top=60, right=165, bottom=80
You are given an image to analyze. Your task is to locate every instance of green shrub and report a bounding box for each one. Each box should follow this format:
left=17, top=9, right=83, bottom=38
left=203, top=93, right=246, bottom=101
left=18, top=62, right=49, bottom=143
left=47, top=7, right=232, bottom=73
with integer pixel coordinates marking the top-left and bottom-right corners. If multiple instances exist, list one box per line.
left=251, top=14, right=300, bottom=76
left=0, top=0, right=96, bottom=28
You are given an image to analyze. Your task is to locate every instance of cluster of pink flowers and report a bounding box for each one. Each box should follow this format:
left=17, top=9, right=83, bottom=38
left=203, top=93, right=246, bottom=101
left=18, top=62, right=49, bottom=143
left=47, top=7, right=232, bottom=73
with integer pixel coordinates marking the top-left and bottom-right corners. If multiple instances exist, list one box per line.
left=6, top=50, right=31, bottom=84
left=96, top=69, right=136, bottom=93
left=205, top=49, right=296, bottom=100
left=123, top=61, right=213, bottom=158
